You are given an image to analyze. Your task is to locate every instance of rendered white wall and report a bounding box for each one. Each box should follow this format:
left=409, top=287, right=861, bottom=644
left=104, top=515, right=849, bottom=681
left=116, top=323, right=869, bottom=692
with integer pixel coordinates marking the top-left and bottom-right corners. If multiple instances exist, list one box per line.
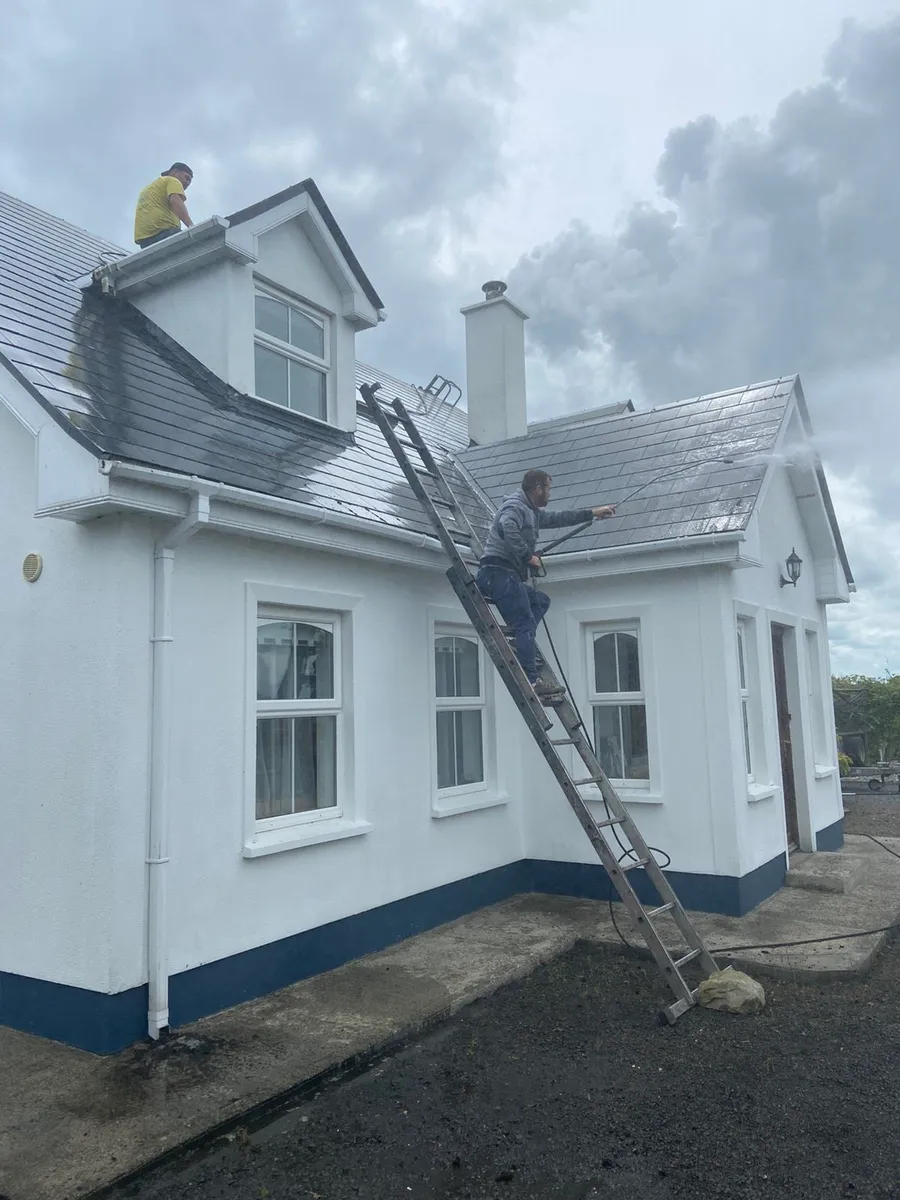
left=519, top=462, right=846, bottom=881
left=0, top=406, right=152, bottom=993
left=730, top=464, right=844, bottom=859
left=129, top=529, right=525, bottom=986
left=134, top=260, right=260, bottom=396
left=520, top=564, right=743, bottom=878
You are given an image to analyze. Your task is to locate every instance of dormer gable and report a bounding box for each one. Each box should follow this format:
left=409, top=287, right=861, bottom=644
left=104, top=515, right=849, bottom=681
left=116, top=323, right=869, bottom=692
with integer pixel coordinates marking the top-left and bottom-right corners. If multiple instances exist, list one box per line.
left=85, top=180, right=383, bottom=434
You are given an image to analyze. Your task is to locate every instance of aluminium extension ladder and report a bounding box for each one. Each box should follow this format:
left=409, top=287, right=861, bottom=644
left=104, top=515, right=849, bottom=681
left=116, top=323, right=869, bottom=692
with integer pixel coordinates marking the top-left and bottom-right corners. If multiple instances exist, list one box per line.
left=359, top=382, right=721, bottom=1023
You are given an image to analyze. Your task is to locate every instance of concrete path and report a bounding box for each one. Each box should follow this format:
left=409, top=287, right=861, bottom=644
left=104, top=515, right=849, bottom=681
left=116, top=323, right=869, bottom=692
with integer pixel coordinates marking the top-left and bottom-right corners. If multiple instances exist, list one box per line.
left=2, top=833, right=898, bottom=1200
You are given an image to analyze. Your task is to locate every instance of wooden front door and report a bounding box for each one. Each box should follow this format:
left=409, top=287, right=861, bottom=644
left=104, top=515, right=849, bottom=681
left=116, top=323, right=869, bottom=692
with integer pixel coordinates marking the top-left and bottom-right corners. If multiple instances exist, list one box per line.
left=771, top=626, right=800, bottom=848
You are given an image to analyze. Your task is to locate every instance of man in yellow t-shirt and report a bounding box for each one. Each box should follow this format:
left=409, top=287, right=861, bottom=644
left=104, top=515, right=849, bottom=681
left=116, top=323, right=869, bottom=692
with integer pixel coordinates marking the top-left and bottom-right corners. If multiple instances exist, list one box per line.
left=134, top=162, right=194, bottom=249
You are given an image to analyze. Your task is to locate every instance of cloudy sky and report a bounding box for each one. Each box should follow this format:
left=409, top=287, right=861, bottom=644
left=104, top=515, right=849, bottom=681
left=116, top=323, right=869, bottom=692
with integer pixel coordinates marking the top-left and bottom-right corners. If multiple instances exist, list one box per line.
left=2, top=0, right=897, bottom=675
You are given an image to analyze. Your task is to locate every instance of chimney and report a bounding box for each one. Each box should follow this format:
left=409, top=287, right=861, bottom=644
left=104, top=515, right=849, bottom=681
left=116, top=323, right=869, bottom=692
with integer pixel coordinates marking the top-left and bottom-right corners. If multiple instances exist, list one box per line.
left=460, top=280, right=528, bottom=444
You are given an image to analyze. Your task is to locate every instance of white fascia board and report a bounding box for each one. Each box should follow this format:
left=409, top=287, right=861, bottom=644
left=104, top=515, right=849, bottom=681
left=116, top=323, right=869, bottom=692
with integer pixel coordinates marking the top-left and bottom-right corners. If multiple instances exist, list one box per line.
left=782, top=436, right=849, bottom=601
left=752, top=384, right=849, bottom=602
left=228, top=195, right=380, bottom=330
left=813, top=556, right=851, bottom=604
left=744, top=378, right=797, bottom=521
left=0, top=362, right=46, bottom=436
left=37, top=458, right=469, bottom=573
left=541, top=531, right=750, bottom=582
left=1, top=363, right=113, bottom=511
left=36, top=422, right=110, bottom=510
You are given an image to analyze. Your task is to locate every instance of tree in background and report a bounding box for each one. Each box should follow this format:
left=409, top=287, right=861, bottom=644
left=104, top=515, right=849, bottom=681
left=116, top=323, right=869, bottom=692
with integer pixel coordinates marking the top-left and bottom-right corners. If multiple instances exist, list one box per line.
left=832, top=674, right=900, bottom=764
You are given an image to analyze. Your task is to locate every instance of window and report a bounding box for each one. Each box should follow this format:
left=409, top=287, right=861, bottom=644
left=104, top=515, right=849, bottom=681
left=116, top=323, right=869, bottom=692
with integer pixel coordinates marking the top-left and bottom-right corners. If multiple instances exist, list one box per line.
left=434, top=632, right=485, bottom=791
left=588, top=628, right=649, bottom=782
left=805, top=628, right=829, bottom=763
left=254, top=290, right=328, bottom=420
left=737, top=621, right=753, bottom=779
left=255, top=610, right=340, bottom=821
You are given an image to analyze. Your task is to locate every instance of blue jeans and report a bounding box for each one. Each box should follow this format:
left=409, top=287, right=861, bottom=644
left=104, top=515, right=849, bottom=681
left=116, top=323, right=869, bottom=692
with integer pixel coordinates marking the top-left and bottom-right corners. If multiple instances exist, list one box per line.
left=137, top=227, right=179, bottom=249
left=476, top=565, right=550, bottom=683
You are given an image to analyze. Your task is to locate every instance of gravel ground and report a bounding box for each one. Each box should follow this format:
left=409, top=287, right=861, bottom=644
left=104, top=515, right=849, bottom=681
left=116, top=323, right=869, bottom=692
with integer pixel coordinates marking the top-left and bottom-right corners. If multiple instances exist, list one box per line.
left=843, top=793, right=900, bottom=838
left=105, top=804, right=900, bottom=1200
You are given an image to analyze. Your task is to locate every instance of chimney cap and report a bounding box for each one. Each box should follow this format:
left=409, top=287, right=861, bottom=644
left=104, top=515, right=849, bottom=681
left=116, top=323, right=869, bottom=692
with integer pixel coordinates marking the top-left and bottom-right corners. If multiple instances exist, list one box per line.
left=481, top=280, right=508, bottom=299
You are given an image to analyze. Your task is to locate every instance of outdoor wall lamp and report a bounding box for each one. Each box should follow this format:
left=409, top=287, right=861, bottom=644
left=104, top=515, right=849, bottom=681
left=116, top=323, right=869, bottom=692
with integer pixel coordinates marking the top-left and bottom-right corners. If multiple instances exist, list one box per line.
left=779, top=548, right=803, bottom=588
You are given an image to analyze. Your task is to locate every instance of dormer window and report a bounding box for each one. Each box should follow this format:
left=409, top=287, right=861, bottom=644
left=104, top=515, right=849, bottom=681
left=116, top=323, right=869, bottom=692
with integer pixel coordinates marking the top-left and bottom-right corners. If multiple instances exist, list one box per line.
left=254, top=289, right=329, bottom=421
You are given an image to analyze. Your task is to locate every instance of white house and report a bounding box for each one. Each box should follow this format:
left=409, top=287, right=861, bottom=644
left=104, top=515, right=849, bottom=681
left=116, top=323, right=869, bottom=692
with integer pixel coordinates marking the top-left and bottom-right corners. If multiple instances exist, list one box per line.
left=0, top=181, right=852, bottom=1054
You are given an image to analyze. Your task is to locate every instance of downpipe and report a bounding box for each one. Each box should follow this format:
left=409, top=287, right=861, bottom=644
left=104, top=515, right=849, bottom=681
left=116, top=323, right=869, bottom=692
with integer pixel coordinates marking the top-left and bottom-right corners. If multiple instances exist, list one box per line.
left=147, top=490, right=211, bottom=1040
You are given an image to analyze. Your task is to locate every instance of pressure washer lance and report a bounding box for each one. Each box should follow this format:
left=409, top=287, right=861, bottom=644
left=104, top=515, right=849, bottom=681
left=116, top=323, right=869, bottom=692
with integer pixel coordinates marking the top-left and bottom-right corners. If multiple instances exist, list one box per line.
left=529, top=454, right=738, bottom=577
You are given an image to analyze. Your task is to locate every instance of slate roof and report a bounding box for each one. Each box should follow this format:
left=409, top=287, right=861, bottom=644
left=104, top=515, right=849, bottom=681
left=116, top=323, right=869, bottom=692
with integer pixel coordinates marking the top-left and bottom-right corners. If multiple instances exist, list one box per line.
left=0, top=187, right=846, bottom=577
left=459, top=380, right=794, bottom=553
left=0, top=189, right=487, bottom=542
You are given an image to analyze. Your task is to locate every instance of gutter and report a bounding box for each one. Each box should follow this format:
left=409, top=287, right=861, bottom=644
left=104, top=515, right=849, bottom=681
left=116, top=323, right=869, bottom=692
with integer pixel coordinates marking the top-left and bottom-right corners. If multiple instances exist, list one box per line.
left=98, top=459, right=460, bottom=560
left=147, top=489, right=211, bottom=1039
left=545, top=529, right=746, bottom=567
left=89, top=217, right=252, bottom=298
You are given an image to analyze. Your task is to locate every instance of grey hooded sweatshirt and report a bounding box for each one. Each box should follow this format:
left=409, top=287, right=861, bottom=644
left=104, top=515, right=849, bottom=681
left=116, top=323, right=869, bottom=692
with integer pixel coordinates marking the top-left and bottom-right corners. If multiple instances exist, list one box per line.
left=480, top=490, right=595, bottom=580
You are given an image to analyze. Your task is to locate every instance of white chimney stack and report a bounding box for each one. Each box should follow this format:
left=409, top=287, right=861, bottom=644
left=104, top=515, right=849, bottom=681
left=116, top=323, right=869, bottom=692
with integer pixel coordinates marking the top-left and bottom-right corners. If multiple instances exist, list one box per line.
left=460, top=280, right=528, bottom=444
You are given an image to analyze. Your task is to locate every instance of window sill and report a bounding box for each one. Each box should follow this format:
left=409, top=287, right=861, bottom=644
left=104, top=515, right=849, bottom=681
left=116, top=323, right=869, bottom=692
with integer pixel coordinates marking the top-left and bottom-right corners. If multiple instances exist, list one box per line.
left=582, top=785, right=662, bottom=805
left=243, top=818, right=372, bottom=858
left=747, top=783, right=779, bottom=804
left=249, top=393, right=350, bottom=439
left=432, top=791, right=509, bottom=819
left=814, top=765, right=838, bottom=780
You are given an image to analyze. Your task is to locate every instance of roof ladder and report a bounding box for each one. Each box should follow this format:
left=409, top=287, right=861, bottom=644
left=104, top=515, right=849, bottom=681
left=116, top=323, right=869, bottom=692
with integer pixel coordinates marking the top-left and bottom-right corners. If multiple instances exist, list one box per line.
left=359, top=382, right=723, bottom=1024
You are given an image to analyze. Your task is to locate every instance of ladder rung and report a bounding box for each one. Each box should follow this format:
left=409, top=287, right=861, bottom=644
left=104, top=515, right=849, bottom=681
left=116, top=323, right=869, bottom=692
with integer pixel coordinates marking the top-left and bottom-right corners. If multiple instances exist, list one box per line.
left=431, top=496, right=459, bottom=510
left=413, top=465, right=439, bottom=479
left=550, top=737, right=578, bottom=745
left=594, top=816, right=624, bottom=830
left=571, top=775, right=603, bottom=787
left=646, top=902, right=675, bottom=919
left=672, top=948, right=702, bottom=969
left=619, top=858, right=650, bottom=873
left=397, top=437, right=424, bottom=453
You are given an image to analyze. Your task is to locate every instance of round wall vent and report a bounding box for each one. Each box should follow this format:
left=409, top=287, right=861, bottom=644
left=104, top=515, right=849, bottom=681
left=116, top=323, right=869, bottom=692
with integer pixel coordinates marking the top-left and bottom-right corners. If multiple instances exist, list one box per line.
left=22, top=553, right=43, bottom=582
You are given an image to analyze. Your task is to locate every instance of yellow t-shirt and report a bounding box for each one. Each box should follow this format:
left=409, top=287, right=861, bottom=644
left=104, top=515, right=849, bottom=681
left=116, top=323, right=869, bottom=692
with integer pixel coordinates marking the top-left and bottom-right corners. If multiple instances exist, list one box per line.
left=134, top=176, right=185, bottom=243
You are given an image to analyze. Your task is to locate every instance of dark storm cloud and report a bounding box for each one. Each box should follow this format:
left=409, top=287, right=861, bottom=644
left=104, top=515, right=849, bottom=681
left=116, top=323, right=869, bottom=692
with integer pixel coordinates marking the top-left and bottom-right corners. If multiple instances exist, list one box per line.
left=0, top=0, right=582, bottom=385
left=509, top=15, right=900, bottom=475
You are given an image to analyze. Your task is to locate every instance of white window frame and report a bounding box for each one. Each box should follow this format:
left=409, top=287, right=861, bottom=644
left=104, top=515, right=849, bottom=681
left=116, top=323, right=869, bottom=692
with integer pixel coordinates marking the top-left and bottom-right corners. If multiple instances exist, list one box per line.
left=433, top=626, right=487, bottom=797
left=734, top=604, right=778, bottom=803
left=428, top=608, right=504, bottom=818
left=586, top=623, right=651, bottom=790
left=737, top=619, right=754, bottom=782
left=804, top=624, right=833, bottom=772
left=253, top=282, right=331, bottom=423
left=243, top=583, right=369, bottom=857
left=255, top=605, right=342, bottom=829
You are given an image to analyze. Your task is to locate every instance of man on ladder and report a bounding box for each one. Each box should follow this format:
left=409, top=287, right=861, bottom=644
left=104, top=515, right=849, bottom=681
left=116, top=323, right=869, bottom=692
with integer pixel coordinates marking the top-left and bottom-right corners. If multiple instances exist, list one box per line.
left=476, top=469, right=616, bottom=697
left=359, top=382, right=725, bottom=1021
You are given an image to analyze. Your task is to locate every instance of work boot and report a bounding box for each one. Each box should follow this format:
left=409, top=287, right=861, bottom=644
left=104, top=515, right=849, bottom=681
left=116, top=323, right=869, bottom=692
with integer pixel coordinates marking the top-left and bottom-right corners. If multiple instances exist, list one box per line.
left=533, top=679, right=565, bottom=701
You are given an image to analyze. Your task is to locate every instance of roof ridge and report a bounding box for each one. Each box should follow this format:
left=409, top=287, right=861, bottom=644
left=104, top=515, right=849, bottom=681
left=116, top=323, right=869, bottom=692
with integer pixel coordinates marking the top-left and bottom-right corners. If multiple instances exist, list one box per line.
left=630, top=375, right=798, bottom=421
left=541, top=374, right=799, bottom=435
left=357, top=360, right=430, bottom=392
